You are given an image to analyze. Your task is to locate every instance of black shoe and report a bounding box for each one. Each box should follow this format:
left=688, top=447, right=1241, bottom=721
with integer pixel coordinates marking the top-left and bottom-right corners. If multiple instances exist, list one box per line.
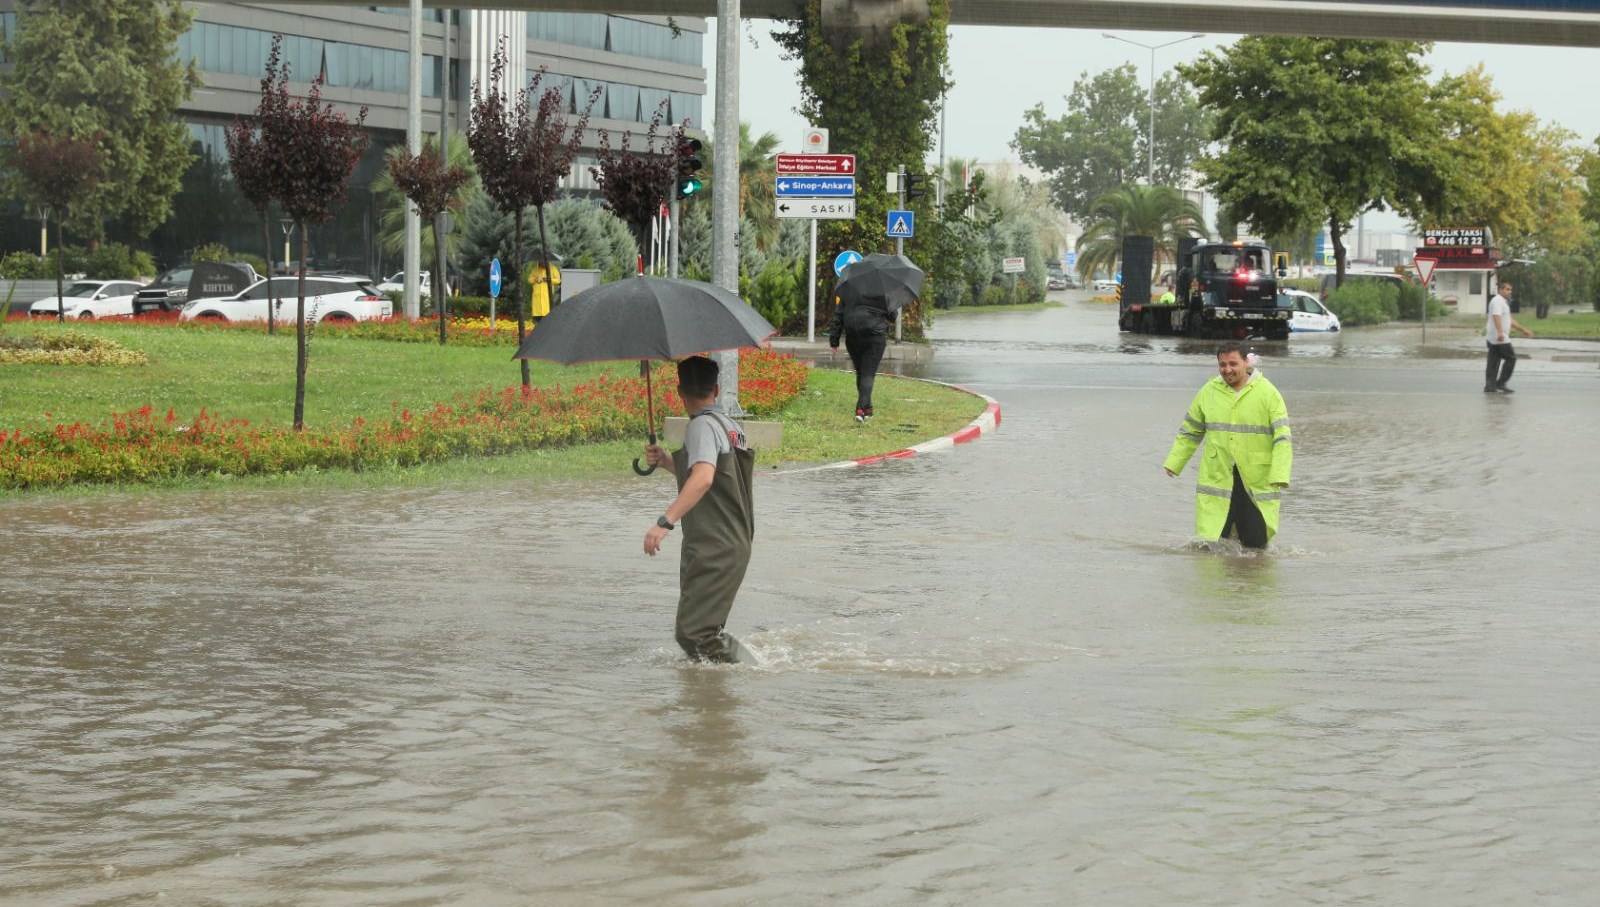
left=854, top=409, right=866, bottom=423
left=1484, top=386, right=1497, bottom=393
left=1496, top=385, right=1515, bottom=394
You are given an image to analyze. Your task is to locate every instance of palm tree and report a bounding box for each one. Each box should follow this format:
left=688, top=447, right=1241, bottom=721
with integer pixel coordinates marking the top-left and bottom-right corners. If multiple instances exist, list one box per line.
left=372, top=133, right=478, bottom=281
left=1073, top=184, right=1207, bottom=283
left=696, top=123, right=782, bottom=251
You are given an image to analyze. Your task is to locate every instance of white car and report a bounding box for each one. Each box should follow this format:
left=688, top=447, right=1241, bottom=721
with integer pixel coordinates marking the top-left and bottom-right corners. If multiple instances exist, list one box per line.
left=1092, top=278, right=1119, bottom=292
left=1278, top=288, right=1342, bottom=333
left=179, top=277, right=392, bottom=324
left=375, top=271, right=430, bottom=295
left=29, top=280, right=146, bottom=320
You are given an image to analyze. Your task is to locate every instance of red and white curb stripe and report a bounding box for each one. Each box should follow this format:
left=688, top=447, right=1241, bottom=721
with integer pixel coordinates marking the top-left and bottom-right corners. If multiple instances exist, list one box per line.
left=775, top=380, right=1001, bottom=474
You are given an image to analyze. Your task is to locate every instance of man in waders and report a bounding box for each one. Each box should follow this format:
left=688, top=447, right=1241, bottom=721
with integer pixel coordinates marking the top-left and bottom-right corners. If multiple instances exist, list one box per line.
left=642, top=356, right=756, bottom=662
left=1163, top=342, right=1293, bottom=549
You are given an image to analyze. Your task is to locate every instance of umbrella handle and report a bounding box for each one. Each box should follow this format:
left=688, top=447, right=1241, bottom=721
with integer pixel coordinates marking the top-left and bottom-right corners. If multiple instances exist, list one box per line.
left=634, top=361, right=659, bottom=475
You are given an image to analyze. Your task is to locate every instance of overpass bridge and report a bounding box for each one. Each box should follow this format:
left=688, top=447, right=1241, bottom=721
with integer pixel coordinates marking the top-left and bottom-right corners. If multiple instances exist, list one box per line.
left=272, top=1, right=1600, bottom=48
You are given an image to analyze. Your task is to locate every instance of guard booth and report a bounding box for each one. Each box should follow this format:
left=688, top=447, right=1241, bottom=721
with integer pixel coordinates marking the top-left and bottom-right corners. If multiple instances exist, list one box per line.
left=1417, top=227, right=1498, bottom=315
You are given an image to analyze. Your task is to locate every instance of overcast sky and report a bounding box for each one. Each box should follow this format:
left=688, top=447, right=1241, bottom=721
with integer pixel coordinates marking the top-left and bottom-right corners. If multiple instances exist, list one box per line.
left=705, top=22, right=1600, bottom=230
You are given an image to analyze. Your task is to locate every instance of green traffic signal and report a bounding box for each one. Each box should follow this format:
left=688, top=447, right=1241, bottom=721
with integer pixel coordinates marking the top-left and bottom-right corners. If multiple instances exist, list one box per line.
left=677, top=176, right=704, bottom=198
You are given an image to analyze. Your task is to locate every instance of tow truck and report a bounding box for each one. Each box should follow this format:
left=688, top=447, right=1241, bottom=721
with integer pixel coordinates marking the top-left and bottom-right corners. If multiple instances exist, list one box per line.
left=1117, top=236, right=1292, bottom=341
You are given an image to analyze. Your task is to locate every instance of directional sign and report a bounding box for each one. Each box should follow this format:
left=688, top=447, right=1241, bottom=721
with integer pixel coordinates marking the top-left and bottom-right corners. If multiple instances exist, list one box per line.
left=777, top=199, right=856, bottom=220
left=489, top=258, right=503, bottom=298
left=886, top=210, right=915, bottom=238
left=775, top=176, right=856, bottom=198
left=1414, top=255, right=1438, bottom=285
left=834, top=250, right=862, bottom=276
left=775, top=153, right=856, bottom=175
left=1065, top=251, right=1077, bottom=268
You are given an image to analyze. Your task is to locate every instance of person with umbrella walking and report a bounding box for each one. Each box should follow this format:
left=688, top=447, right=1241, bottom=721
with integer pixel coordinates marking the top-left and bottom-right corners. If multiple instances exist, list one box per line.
left=827, top=253, right=924, bottom=422
left=641, top=356, right=756, bottom=664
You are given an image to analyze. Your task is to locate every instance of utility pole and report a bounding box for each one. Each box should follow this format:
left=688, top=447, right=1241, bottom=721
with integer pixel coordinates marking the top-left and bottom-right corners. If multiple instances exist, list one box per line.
left=1102, top=32, right=1205, bottom=186
left=711, top=0, right=743, bottom=414
left=895, top=164, right=905, bottom=342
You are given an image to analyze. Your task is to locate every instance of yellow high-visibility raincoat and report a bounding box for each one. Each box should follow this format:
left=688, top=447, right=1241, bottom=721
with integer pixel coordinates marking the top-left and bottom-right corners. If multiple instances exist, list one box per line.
left=527, top=261, right=561, bottom=317
left=1163, top=371, right=1293, bottom=541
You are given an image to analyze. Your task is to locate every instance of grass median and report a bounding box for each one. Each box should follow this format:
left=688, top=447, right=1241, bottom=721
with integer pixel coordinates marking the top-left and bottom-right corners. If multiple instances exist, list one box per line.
left=0, top=319, right=987, bottom=495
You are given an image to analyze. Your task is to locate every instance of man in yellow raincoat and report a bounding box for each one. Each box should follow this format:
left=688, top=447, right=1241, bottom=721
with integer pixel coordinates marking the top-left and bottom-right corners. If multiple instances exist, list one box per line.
left=1163, top=342, right=1292, bottom=548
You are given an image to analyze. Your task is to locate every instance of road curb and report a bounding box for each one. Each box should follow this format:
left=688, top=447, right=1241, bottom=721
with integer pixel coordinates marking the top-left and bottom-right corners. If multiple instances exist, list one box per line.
left=773, top=379, right=1001, bottom=475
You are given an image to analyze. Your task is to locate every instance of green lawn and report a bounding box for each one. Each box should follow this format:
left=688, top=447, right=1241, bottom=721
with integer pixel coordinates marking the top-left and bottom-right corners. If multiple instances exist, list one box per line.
left=0, top=320, right=987, bottom=491
left=1516, top=309, right=1600, bottom=340
left=935, top=300, right=1065, bottom=315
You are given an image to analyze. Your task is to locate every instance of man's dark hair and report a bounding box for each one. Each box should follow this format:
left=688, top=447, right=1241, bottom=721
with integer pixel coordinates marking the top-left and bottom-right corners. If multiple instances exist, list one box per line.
left=677, top=355, right=719, bottom=399
left=1216, top=340, right=1252, bottom=360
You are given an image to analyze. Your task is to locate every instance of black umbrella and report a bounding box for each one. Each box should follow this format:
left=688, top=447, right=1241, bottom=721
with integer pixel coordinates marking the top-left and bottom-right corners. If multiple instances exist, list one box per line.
left=834, top=252, right=924, bottom=313
left=514, top=275, right=777, bottom=474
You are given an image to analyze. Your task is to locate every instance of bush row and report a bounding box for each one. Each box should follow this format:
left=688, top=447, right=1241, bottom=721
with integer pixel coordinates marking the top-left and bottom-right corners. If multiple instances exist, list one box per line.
left=0, top=350, right=808, bottom=490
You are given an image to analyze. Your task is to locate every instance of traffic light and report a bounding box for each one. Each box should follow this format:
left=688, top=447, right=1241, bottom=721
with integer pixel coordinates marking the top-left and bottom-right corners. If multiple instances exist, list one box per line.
left=905, top=172, right=927, bottom=202
left=676, top=138, right=704, bottom=198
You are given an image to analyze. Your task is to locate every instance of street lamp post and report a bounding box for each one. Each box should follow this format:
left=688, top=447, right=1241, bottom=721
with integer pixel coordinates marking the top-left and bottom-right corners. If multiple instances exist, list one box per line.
left=280, top=218, right=295, bottom=273
left=1103, top=32, right=1205, bottom=186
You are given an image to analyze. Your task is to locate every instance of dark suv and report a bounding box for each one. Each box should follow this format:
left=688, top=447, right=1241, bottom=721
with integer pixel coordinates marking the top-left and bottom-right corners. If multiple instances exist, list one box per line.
left=133, top=261, right=260, bottom=315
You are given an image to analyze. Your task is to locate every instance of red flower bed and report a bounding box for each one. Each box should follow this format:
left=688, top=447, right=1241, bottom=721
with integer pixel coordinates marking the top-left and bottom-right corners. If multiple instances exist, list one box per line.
left=0, top=349, right=808, bottom=490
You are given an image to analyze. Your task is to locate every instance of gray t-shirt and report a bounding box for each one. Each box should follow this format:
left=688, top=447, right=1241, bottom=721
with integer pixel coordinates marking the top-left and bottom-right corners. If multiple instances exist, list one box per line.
left=683, top=404, right=748, bottom=468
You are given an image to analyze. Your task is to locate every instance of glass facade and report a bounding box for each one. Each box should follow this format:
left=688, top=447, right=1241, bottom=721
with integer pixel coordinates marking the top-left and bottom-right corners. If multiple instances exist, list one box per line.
left=540, top=75, right=703, bottom=128
left=527, top=13, right=703, bottom=67
left=177, top=22, right=441, bottom=97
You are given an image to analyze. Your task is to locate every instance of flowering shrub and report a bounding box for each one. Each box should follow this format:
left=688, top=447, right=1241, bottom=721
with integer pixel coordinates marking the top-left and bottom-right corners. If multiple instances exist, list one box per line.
left=0, top=349, right=808, bottom=489
left=0, top=331, right=149, bottom=366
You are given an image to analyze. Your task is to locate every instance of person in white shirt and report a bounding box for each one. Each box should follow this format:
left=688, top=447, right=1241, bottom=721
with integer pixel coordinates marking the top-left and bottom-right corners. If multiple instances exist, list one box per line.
left=1485, top=282, right=1534, bottom=394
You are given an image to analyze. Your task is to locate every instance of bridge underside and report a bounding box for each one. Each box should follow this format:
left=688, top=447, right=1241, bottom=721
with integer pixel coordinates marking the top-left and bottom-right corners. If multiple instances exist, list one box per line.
left=275, top=1, right=1600, bottom=48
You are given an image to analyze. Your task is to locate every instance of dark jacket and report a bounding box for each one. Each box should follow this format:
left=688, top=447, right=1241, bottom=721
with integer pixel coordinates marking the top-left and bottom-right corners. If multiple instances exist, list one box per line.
left=827, top=299, right=892, bottom=346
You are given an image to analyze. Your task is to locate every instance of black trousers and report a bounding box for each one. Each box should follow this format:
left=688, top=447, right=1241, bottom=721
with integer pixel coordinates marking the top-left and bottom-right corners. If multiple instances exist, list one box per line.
left=1486, top=342, right=1516, bottom=388
left=1222, top=466, right=1269, bottom=550
left=845, top=332, right=887, bottom=412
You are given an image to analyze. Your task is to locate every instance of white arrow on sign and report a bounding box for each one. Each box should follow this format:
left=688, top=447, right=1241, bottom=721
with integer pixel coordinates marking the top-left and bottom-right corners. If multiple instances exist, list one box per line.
left=776, top=199, right=857, bottom=220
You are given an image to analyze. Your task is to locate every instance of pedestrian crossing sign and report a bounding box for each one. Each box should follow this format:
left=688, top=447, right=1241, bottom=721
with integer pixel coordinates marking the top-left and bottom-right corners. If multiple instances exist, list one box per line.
left=886, top=210, right=915, bottom=238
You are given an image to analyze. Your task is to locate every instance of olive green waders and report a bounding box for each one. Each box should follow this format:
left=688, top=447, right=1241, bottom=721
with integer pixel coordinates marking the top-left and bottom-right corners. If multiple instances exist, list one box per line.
left=670, top=412, right=755, bottom=663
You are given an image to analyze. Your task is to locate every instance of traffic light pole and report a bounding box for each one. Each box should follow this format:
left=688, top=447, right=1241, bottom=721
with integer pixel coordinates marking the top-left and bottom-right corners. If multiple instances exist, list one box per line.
left=895, top=164, right=905, bottom=342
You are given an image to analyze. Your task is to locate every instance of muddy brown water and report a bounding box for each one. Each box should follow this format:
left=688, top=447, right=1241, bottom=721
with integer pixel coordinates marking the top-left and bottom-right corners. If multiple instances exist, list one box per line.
left=4, top=297, right=1598, bottom=905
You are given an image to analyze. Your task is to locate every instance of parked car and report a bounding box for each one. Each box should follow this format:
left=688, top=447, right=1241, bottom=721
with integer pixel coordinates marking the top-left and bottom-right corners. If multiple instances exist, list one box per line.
left=178, top=276, right=391, bottom=324
left=1278, top=288, right=1342, bottom=332
left=1092, top=278, right=1119, bottom=292
left=28, top=280, right=146, bottom=320
left=375, top=270, right=430, bottom=295
left=1047, top=273, right=1069, bottom=291
left=133, top=261, right=261, bottom=315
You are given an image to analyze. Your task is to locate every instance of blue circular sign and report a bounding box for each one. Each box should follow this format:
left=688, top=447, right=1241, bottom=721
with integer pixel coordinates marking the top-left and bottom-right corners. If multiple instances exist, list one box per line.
left=833, top=250, right=863, bottom=276
left=489, top=258, right=503, bottom=298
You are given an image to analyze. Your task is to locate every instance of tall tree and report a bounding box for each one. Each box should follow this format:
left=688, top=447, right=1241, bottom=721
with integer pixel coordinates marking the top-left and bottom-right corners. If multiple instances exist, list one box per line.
left=0, top=1, right=197, bottom=241
left=1072, top=184, right=1207, bottom=283
left=772, top=1, right=950, bottom=335
left=252, top=35, right=370, bottom=430
left=388, top=137, right=473, bottom=344
left=1013, top=66, right=1211, bottom=221
left=1180, top=37, right=1446, bottom=285
left=9, top=132, right=102, bottom=323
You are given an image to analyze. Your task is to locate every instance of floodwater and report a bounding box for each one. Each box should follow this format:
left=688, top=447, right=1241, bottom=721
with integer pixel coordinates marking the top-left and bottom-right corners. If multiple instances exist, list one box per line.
left=4, top=294, right=1598, bottom=906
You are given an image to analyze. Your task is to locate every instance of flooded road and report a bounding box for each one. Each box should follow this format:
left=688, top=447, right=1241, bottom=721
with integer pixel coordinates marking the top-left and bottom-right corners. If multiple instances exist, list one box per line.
left=4, top=296, right=1598, bottom=905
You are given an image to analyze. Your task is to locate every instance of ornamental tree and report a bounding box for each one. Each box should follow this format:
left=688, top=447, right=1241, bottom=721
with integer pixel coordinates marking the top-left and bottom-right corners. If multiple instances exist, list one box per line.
left=592, top=106, right=685, bottom=266
left=387, top=136, right=472, bottom=344
left=468, top=43, right=597, bottom=388
left=251, top=34, right=370, bottom=429
left=226, top=53, right=288, bottom=336
left=10, top=132, right=103, bottom=323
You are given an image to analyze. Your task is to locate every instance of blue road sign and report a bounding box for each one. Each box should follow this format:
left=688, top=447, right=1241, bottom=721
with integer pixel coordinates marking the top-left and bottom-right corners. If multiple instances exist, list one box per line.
left=775, top=176, right=856, bottom=198
left=886, top=210, right=915, bottom=238
left=833, top=250, right=862, bottom=276
left=1065, top=251, right=1077, bottom=268
left=489, top=258, right=503, bottom=298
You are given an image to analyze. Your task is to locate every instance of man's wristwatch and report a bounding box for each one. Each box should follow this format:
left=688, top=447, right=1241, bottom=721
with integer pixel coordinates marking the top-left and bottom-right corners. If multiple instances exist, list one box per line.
left=656, top=516, right=675, bottom=530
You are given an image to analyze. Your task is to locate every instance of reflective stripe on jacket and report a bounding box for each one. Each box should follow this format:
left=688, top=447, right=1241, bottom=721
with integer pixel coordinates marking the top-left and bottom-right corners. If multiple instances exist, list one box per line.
left=1162, top=372, right=1293, bottom=541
